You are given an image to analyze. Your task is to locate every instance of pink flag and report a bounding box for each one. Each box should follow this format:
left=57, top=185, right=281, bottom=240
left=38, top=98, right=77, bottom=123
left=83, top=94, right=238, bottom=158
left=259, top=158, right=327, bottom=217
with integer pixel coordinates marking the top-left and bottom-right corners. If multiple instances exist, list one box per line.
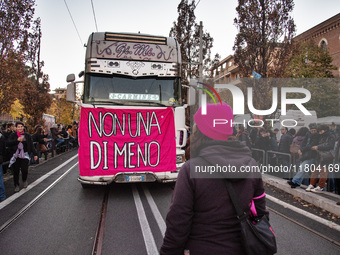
left=78, top=107, right=176, bottom=176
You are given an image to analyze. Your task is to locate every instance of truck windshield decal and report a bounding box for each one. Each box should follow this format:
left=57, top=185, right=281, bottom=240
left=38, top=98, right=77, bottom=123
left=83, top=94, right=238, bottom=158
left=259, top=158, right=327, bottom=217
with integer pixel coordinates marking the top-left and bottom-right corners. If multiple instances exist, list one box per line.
left=109, top=93, right=160, bottom=101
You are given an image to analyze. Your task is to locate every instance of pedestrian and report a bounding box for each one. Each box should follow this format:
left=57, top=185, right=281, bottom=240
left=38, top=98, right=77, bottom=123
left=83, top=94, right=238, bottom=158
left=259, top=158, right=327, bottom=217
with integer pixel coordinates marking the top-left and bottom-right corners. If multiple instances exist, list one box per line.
left=290, top=127, right=309, bottom=166
left=288, top=123, right=319, bottom=188
left=0, top=130, right=6, bottom=201
left=236, top=125, right=251, bottom=149
left=267, top=130, right=278, bottom=166
left=160, top=103, right=269, bottom=255
left=273, top=128, right=279, bottom=143
left=7, top=122, right=38, bottom=192
left=32, top=127, right=49, bottom=158
left=71, top=122, right=78, bottom=146
left=254, top=128, right=271, bottom=164
left=3, top=122, right=16, bottom=164
left=277, top=127, right=293, bottom=179
left=50, top=124, right=64, bottom=148
left=307, top=124, right=336, bottom=192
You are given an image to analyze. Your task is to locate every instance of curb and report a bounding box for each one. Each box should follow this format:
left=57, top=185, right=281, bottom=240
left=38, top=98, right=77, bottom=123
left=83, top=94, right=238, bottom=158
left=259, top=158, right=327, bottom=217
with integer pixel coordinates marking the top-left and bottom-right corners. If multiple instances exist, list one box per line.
left=262, top=174, right=340, bottom=217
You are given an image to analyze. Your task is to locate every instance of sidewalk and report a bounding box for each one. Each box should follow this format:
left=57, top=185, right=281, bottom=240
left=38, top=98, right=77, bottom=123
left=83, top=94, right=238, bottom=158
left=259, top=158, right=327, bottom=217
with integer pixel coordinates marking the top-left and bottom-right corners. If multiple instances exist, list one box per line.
left=263, top=174, right=340, bottom=217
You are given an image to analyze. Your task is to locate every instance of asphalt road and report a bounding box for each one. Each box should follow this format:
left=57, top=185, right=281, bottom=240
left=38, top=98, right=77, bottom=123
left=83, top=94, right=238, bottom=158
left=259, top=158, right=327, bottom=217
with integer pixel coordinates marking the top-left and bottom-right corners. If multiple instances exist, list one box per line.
left=0, top=150, right=339, bottom=255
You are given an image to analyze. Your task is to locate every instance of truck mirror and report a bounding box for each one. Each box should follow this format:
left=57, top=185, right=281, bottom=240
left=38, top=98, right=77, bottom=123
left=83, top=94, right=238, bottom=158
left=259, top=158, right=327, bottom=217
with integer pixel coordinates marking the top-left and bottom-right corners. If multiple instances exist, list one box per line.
left=187, top=86, right=196, bottom=106
left=66, top=74, right=76, bottom=83
left=66, top=82, right=76, bottom=102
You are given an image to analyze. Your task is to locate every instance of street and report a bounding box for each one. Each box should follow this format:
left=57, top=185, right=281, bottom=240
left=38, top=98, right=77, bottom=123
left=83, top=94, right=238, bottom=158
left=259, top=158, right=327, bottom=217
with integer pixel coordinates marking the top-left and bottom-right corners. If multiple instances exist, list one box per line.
left=0, top=150, right=340, bottom=255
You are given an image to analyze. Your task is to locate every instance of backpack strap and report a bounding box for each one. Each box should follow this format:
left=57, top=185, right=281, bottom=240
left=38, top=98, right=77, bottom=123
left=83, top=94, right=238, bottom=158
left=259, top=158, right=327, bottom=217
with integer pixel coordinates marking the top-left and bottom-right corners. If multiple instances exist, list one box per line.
left=224, top=180, right=247, bottom=221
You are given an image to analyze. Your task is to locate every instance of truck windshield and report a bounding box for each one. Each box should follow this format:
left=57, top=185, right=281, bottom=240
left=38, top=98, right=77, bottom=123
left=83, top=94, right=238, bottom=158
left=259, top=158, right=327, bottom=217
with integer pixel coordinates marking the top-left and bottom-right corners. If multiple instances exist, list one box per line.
left=84, top=73, right=182, bottom=107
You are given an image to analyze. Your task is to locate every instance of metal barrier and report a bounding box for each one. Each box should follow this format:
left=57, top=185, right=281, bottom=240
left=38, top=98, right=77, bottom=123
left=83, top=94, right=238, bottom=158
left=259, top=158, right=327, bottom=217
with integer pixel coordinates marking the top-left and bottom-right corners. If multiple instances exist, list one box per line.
left=265, top=150, right=292, bottom=166
left=251, top=149, right=294, bottom=178
left=251, top=148, right=266, bottom=164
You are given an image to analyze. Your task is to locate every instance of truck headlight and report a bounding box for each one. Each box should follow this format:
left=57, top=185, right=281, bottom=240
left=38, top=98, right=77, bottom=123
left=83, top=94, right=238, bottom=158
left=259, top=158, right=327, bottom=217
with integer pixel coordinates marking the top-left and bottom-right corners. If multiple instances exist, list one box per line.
left=176, top=154, right=185, bottom=163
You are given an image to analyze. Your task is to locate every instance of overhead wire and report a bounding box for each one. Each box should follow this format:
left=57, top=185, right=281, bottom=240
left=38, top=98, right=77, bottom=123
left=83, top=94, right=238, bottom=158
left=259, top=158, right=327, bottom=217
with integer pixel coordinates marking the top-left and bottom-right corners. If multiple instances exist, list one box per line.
left=63, top=0, right=84, bottom=47
left=90, top=0, right=99, bottom=32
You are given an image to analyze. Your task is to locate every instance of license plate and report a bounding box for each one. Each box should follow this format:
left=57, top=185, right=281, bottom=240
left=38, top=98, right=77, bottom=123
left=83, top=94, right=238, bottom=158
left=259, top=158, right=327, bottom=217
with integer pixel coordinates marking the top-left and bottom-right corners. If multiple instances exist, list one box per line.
left=127, top=175, right=145, bottom=182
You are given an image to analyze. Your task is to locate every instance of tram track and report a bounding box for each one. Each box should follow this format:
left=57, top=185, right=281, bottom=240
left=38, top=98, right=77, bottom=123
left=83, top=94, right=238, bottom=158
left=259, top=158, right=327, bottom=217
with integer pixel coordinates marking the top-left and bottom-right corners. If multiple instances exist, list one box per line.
left=0, top=161, right=78, bottom=234
left=92, top=186, right=110, bottom=255
left=268, top=206, right=340, bottom=248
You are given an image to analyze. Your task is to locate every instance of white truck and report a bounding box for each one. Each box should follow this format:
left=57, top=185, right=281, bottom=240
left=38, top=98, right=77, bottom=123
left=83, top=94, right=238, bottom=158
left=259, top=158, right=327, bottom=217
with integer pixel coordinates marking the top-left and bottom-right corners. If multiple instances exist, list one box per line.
left=66, top=32, right=189, bottom=186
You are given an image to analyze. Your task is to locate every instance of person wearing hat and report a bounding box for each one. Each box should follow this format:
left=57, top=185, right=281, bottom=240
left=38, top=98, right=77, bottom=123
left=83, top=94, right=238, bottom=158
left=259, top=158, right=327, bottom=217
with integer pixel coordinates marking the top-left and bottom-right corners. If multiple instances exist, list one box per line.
left=160, top=103, right=269, bottom=255
left=287, top=123, right=319, bottom=188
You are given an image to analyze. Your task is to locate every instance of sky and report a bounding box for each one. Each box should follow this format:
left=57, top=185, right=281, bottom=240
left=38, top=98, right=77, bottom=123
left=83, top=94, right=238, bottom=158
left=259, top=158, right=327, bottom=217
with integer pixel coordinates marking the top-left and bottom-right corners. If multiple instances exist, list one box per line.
left=34, top=0, right=340, bottom=92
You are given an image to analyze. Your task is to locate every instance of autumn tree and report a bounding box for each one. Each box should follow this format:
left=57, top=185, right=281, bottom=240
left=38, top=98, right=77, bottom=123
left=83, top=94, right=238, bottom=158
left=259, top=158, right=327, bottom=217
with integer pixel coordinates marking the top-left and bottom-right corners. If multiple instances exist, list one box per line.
left=170, top=0, right=214, bottom=84
left=233, top=0, right=296, bottom=78
left=0, top=0, right=36, bottom=113
left=46, top=96, right=79, bottom=125
left=19, top=18, right=52, bottom=127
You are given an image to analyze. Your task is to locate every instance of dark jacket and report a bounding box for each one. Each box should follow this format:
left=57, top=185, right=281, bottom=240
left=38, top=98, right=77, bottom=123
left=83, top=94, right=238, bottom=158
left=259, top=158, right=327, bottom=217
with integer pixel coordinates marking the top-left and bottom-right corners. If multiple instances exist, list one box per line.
left=238, top=132, right=251, bottom=149
left=50, top=127, right=62, bottom=140
left=254, top=135, right=271, bottom=151
left=269, top=137, right=278, bottom=152
left=160, top=141, right=268, bottom=255
left=317, top=130, right=335, bottom=152
left=278, top=132, right=293, bottom=154
left=32, top=133, right=46, bottom=145
left=0, top=132, right=6, bottom=164
left=300, top=132, right=320, bottom=162
left=317, top=130, right=336, bottom=164
left=7, top=132, right=38, bottom=157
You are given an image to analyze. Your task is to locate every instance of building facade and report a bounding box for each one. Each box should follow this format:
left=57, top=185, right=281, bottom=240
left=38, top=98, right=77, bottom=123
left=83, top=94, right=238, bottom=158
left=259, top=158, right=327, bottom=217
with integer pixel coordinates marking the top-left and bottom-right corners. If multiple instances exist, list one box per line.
left=209, top=55, right=240, bottom=83
left=294, top=13, right=340, bottom=77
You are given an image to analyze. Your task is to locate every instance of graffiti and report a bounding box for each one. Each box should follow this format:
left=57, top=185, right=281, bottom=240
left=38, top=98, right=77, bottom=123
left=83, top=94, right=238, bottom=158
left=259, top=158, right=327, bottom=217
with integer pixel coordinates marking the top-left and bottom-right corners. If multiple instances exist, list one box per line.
left=96, top=41, right=174, bottom=62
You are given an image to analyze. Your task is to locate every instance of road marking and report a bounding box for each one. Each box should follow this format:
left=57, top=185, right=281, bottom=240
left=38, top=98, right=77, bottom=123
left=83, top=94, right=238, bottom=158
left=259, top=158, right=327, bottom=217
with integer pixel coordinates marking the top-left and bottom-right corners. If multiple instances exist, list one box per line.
left=0, top=154, right=78, bottom=210
left=132, top=185, right=158, bottom=255
left=142, top=185, right=166, bottom=237
left=0, top=162, right=78, bottom=233
left=266, top=194, right=340, bottom=232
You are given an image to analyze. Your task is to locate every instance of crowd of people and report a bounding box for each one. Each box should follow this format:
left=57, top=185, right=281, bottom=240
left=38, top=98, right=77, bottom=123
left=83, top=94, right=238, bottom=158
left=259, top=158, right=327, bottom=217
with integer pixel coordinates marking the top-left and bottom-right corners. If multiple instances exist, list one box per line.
left=235, top=122, right=340, bottom=197
left=0, top=121, right=79, bottom=200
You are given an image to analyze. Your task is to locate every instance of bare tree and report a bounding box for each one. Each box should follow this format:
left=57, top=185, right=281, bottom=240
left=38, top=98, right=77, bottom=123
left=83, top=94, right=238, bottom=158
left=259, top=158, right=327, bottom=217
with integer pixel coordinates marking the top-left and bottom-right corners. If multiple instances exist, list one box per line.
left=170, top=0, right=214, bottom=84
left=233, top=0, right=296, bottom=78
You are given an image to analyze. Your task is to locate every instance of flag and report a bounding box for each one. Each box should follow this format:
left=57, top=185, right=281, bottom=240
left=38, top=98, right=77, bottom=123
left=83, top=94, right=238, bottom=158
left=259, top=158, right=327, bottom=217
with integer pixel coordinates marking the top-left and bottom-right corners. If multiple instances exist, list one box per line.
left=252, top=70, right=262, bottom=79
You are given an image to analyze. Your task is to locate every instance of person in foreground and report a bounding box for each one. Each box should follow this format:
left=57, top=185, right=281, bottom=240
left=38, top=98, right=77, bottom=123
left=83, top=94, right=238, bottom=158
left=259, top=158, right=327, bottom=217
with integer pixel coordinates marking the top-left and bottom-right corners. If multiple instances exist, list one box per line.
left=160, top=103, right=269, bottom=255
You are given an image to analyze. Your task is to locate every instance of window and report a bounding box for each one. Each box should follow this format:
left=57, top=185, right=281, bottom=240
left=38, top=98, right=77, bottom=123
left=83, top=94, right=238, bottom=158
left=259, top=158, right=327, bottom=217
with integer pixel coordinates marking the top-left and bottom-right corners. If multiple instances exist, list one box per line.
left=320, top=39, right=327, bottom=53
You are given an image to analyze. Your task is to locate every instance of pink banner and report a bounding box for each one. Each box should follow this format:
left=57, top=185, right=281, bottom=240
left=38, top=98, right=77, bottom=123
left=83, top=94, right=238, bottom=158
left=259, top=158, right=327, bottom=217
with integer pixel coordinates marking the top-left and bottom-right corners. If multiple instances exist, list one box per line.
left=78, top=107, right=176, bottom=176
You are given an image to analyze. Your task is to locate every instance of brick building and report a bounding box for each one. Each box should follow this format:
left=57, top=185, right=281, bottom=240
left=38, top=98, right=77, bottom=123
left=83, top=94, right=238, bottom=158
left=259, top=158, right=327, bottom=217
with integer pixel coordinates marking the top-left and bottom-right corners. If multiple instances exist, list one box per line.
left=210, top=12, right=340, bottom=79
left=209, top=55, right=240, bottom=83
left=294, top=13, right=340, bottom=77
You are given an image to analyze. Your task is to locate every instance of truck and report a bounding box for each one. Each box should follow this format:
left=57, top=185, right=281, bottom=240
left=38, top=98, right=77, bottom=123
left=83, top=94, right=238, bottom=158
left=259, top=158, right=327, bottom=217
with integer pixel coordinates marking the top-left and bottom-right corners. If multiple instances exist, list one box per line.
left=66, top=32, right=189, bottom=187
